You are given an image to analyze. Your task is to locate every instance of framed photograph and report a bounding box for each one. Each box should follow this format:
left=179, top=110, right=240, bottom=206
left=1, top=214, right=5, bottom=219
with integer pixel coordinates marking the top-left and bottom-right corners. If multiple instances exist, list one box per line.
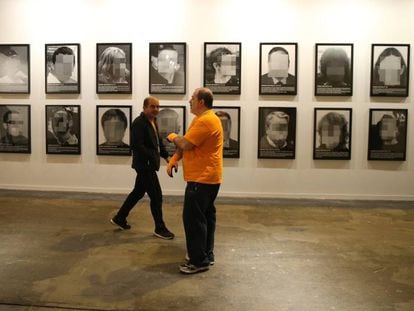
left=45, top=43, right=80, bottom=94
left=158, top=106, right=186, bottom=156
left=258, top=107, right=296, bottom=159
left=315, top=43, right=353, bottom=96
left=204, top=42, right=241, bottom=95
left=259, top=43, right=297, bottom=95
left=96, top=105, right=132, bottom=156
left=370, top=44, right=410, bottom=97
left=313, top=108, right=352, bottom=160
left=368, top=109, right=408, bottom=161
left=213, top=106, right=240, bottom=158
left=0, top=104, right=30, bottom=153
left=96, top=43, right=132, bottom=94
left=149, top=43, right=186, bottom=94
left=0, top=44, right=30, bottom=94
left=45, top=105, right=81, bottom=155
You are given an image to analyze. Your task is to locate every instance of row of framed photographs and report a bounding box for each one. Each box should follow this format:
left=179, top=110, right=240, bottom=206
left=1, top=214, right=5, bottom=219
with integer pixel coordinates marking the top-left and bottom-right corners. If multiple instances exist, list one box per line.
left=0, top=42, right=410, bottom=97
left=0, top=104, right=408, bottom=161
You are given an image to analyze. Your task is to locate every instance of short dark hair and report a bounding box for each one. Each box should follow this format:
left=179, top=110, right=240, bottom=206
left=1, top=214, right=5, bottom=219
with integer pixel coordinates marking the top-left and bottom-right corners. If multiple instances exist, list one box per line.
left=101, top=109, right=127, bottom=129
left=196, top=88, right=214, bottom=109
left=268, top=46, right=289, bottom=61
left=208, top=47, right=232, bottom=69
left=52, top=46, right=75, bottom=65
left=151, top=44, right=177, bottom=58
left=3, top=110, right=18, bottom=123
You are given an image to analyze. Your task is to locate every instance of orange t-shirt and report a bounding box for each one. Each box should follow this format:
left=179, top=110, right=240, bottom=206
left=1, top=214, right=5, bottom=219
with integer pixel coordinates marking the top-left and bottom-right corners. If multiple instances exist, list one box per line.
left=183, top=109, right=223, bottom=184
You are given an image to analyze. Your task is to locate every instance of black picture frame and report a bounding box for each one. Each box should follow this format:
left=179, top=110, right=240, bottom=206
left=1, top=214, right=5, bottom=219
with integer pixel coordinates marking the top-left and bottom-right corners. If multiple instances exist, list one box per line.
left=213, top=106, right=241, bottom=158
left=315, top=43, right=353, bottom=96
left=0, top=104, right=31, bottom=153
left=96, top=105, right=132, bottom=156
left=149, top=43, right=186, bottom=94
left=45, top=43, right=80, bottom=94
left=96, top=43, right=132, bottom=94
left=259, top=43, right=298, bottom=95
left=313, top=108, right=352, bottom=160
left=0, top=44, right=30, bottom=94
left=203, top=42, right=241, bottom=95
left=45, top=105, right=81, bottom=155
left=158, top=105, right=186, bottom=156
left=258, top=107, right=296, bottom=159
left=368, top=108, right=408, bottom=161
left=370, top=44, right=410, bottom=97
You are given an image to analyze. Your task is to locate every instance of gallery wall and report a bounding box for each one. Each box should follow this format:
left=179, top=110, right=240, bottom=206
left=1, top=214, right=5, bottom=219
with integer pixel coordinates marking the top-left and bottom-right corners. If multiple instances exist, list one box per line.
left=0, top=0, right=413, bottom=200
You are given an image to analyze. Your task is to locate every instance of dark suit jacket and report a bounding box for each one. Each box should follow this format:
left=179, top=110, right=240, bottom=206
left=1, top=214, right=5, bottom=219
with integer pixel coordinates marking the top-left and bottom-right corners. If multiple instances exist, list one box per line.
left=261, top=73, right=295, bottom=86
left=150, top=67, right=184, bottom=86
left=131, top=112, right=169, bottom=171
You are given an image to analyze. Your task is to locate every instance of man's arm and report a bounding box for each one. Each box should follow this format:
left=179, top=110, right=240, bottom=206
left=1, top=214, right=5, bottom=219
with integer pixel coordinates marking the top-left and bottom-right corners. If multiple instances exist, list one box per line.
left=167, top=133, right=195, bottom=151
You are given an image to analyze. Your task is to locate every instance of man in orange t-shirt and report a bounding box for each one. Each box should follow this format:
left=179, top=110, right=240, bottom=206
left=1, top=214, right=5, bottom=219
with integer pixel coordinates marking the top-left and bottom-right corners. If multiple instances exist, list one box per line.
left=167, top=87, right=223, bottom=274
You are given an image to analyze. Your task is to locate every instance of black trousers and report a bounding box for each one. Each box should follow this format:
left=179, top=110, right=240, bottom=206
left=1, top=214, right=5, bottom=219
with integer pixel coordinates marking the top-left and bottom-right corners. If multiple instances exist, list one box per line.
left=183, top=182, right=220, bottom=267
left=116, top=169, right=165, bottom=229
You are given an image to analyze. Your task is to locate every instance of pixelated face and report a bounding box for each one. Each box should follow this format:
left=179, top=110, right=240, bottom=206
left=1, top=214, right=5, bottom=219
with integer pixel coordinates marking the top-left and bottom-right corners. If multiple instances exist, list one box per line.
left=103, top=118, right=126, bottom=143
left=157, top=49, right=179, bottom=74
left=158, top=115, right=179, bottom=137
left=5, top=112, right=23, bottom=136
left=54, top=54, right=75, bottom=82
left=320, top=122, right=341, bottom=149
left=112, top=54, right=126, bottom=79
left=380, top=118, right=397, bottom=141
left=266, top=117, right=288, bottom=144
left=219, top=54, right=236, bottom=76
left=379, top=55, right=402, bottom=86
left=325, top=61, right=346, bottom=83
left=0, top=53, right=20, bottom=77
left=268, top=52, right=289, bottom=78
left=52, top=111, right=71, bottom=137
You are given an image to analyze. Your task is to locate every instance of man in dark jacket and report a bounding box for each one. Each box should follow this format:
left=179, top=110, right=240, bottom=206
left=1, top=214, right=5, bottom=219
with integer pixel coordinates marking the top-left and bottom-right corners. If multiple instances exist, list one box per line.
left=110, top=96, right=174, bottom=239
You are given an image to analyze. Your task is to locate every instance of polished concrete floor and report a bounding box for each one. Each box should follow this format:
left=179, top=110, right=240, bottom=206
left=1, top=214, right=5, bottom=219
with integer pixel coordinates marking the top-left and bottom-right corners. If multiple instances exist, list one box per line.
left=0, top=190, right=413, bottom=311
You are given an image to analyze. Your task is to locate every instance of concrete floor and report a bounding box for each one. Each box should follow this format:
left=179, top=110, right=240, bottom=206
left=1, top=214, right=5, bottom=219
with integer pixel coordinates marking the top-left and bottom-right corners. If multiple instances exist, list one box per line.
left=0, top=190, right=413, bottom=311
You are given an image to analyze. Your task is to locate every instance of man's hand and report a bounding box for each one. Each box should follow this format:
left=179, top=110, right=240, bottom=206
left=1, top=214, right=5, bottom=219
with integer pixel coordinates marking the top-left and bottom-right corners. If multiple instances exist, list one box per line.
left=167, top=133, right=178, bottom=142
left=167, top=159, right=178, bottom=177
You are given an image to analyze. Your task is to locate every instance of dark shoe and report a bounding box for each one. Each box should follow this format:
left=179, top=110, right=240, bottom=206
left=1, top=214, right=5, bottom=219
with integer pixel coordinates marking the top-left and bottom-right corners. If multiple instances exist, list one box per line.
left=179, top=263, right=209, bottom=274
left=110, top=216, right=131, bottom=230
left=154, top=227, right=175, bottom=240
left=185, top=253, right=214, bottom=265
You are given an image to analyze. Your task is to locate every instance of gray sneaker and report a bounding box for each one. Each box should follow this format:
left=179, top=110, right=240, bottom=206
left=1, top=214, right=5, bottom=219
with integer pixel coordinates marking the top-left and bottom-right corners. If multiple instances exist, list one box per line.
left=179, top=263, right=209, bottom=274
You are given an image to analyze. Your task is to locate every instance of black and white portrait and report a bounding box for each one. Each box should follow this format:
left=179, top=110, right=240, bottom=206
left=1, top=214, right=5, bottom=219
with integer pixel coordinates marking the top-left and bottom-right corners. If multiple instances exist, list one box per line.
left=370, top=44, right=410, bottom=97
left=258, top=107, right=296, bottom=159
left=149, top=43, right=186, bottom=94
left=368, top=109, right=407, bottom=161
left=315, top=44, right=353, bottom=96
left=313, top=108, right=352, bottom=160
left=45, top=44, right=80, bottom=94
left=213, top=106, right=240, bottom=158
left=158, top=106, right=186, bottom=156
left=97, top=105, right=131, bottom=156
left=259, top=43, right=297, bottom=95
left=0, top=104, right=30, bottom=153
left=0, top=44, right=30, bottom=94
left=96, top=43, right=132, bottom=94
left=204, top=42, right=241, bottom=95
left=46, top=105, right=81, bottom=155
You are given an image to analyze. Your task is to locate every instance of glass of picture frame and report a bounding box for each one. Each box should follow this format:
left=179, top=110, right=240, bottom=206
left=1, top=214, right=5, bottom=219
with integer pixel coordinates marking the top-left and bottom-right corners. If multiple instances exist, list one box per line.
left=203, top=42, right=241, bottom=95
left=45, top=43, right=80, bottom=94
left=96, top=105, right=132, bottom=156
left=0, top=44, right=30, bottom=94
left=96, top=43, right=132, bottom=94
left=213, top=106, right=241, bottom=158
left=258, top=107, right=296, bottom=159
left=158, top=105, right=186, bottom=156
left=368, top=108, right=408, bottom=161
left=313, top=108, right=352, bottom=160
left=315, top=43, right=353, bottom=96
left=370, top=44, right=410, bottom=97
left=259, top=43, right=298, bottom=95
left=0, top=104, right=31, bottom=153
left=149, top=43, right=186, bottom=94
left=45, top=105, right=81, bottom=155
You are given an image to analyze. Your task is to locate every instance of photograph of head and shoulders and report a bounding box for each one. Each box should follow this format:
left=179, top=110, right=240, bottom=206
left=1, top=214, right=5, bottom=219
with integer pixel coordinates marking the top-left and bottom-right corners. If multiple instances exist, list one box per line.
left=313, top=108, right=352, bottom=160
left=213, top=107, right=240, bottom=158
left=368, top=109, right=408, bottom=161
left=157, top=106, right=186, bottom=156
left=315, top=43, right=353, bottom=96
left=259, top=43, right=297, bottom=95
left=0, top=104, right=30, bottom=153
left=97, top=106, right=131, bottom=156
left=0, top=44, right=30, bottom=94
left=204, top=43, right=241, bottom=95
left=45, top=105, right=81, bottom=154
left=96, top=43, right=132, bottom=94
left=370, top=44, right=410, bottom=97
left=149, top=43, right=186, bottom=94
left=45, top=44, right=80, bottom=94
left=258, top=107, right=296, bottom=159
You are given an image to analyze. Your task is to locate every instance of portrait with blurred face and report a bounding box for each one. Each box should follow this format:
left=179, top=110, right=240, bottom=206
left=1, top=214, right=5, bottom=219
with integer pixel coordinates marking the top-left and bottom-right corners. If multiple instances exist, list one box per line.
left=378, top=115, right=399, bottom=145
left=315, top=111, right=350, bottom=152
left=4, top=111, right=24, bottom=137
left=268, top=50, right=289, bottom=79
left=0, top=105, right=30, bottom=152
left=265, top=111, right=289, bottom=149
left=0, top=45, right=29, bottom=93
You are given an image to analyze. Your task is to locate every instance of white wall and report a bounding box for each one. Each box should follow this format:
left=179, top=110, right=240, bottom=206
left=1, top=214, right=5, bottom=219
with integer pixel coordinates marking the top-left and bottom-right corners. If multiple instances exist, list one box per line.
left=0, top=0, right=413, bottom=200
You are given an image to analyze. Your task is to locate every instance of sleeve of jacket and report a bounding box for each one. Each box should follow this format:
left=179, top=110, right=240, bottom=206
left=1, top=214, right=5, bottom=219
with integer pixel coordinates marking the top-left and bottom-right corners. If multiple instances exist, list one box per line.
left=158, top=133, right=169, bottom=160
left=131, top=119, right=150, bottom=160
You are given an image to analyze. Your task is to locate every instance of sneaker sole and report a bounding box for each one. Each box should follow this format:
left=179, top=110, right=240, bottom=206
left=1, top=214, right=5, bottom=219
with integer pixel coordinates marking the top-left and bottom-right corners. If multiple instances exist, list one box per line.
left=153, top=232, right=174, bottom=240
left=179, top=265, right=209, bottom=274
left=110, top=219, right=130, bottom=230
